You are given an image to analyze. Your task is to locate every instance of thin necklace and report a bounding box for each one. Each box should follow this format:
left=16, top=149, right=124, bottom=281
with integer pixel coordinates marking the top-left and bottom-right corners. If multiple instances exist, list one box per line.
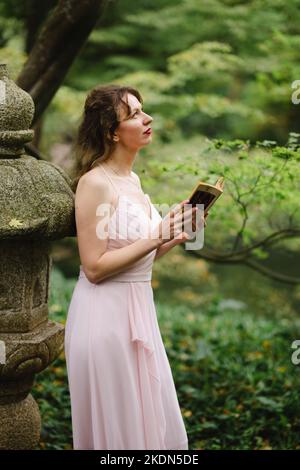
left=103, top=161, right=140, bottom=190
left=103, top=161, right=151, bottom=218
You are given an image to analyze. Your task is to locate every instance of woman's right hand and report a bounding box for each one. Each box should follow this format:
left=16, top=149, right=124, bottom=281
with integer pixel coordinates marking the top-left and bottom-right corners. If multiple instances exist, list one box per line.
left=151, top=198, right=200, bottom=246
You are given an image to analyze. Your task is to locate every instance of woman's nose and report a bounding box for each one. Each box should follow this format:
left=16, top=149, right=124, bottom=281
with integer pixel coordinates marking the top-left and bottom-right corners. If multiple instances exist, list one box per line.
left=143, top=113, right=153, bottom=124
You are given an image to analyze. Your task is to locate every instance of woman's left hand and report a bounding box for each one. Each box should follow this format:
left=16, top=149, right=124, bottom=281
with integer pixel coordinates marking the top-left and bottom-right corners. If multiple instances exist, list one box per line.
left=174, top=209, right=209, bottom=245
left=192, top=209, right=209, bottom=230
left=204, top=211, right=209, bottom=228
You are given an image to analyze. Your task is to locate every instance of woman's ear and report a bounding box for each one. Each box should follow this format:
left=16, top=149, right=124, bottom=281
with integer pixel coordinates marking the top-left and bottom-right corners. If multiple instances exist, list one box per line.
left=106, top=131, right=119, bottom=143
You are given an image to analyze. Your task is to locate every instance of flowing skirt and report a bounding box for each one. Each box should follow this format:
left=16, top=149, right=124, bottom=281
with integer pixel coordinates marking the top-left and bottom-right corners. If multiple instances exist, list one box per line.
left=64, top=274, right=189, bottom=450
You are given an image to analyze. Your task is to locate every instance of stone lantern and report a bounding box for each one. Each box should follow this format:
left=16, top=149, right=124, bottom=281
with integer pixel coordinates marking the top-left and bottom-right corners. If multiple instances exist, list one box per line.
left=0, top=63, right=76, bottom=449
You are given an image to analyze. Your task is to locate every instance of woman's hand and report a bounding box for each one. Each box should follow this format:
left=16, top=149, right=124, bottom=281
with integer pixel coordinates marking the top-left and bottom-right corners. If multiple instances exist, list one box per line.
left=151, top=199, right=208, bottom=246
left=176, top=206, right=209, bottom=244
left=193, top=210, right=209, bottom=229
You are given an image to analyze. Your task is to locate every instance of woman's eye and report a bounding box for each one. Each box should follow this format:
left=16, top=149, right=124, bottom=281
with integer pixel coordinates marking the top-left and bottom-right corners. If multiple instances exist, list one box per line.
left=132, top=109, right=143, bottom=117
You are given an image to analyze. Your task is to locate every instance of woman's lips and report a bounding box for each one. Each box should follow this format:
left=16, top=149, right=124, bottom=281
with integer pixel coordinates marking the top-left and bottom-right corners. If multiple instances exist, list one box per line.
left=143, top=129, right=152, bottom=135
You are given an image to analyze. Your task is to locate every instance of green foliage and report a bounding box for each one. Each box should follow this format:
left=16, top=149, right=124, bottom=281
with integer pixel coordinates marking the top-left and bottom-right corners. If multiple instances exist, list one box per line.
left=159, top=300, right=300, bottom=449
left=1, top=0, right=299, bottom=450
left=0, top=0, right=24, bottom=47
left=32, top=267, right=300, bottom=450
left=2, top=0, right=300, bottom=142
left=60, top=0, right=300, bottom=141
left=132, top=132, right=300, bottom=257
left=19, top=0, right=296, bottom=149
left=0, top=43, right=26, bottom=80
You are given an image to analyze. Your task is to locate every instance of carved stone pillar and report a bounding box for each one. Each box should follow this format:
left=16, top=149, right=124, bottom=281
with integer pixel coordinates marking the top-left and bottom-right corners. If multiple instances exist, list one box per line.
left=0, top=63, right=76, bottom=449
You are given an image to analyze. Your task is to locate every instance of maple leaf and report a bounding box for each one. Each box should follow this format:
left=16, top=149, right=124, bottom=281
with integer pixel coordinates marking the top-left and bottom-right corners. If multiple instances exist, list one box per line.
left=8, top=218, right=24, bottom=228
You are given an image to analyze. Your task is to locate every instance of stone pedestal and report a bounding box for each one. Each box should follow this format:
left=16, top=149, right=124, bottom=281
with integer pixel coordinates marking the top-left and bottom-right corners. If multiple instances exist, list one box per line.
left=0, top=63, right=76, bottom=449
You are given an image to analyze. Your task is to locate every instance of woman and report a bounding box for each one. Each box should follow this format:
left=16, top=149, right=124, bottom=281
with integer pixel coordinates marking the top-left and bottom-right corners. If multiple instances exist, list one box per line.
left=65, top=84, right=206, bottom=450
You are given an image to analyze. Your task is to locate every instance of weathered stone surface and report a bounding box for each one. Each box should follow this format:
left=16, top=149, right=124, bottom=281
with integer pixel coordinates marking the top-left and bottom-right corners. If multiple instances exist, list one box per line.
left=0, top=157, right=76, bottom=240
left=0, top=394, right=41, bottom=450
left=0, top=240, right=51, bottom=332
left=0, top=320, right=64, bottom=380
left=0, top=63, right=34, bottom=155
left=0, top=63, right=75, bottom=449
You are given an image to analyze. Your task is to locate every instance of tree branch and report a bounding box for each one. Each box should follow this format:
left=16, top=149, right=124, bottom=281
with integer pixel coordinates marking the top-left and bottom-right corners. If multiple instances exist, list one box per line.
left=183, top=229, right=300, bottom=284
left=16, top=0, right=108, bottom=124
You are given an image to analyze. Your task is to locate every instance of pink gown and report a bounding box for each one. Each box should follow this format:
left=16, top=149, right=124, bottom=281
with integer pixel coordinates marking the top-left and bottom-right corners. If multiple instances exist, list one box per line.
left=64, top=165, right=189, bottom=450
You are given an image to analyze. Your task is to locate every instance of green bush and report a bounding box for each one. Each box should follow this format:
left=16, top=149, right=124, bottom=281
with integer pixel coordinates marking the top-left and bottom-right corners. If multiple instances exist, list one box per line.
left=32, top=267, right=300, bottom=450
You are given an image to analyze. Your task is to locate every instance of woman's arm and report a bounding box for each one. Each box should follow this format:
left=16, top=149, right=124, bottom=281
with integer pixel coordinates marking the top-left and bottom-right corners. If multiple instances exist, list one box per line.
left=154, top=211, right=209, bottom=261
left=92, top=236, right=162, bottom=282
left=76, top=174, right=163, bottom=284
left=154, top=238, right=181, bottom=261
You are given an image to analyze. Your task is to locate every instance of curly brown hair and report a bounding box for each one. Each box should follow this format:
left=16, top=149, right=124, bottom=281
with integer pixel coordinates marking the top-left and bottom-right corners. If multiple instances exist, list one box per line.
left=70, top=84, right=143, bottom=192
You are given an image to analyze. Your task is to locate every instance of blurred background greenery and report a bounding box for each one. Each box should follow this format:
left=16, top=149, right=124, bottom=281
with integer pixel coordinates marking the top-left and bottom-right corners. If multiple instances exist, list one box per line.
left=1, top=0, right=300, bottom=450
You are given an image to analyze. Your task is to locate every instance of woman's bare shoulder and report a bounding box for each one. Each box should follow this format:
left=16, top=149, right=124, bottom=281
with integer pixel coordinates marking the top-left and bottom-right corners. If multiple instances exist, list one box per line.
left=75, top=168, right=113, bottom=205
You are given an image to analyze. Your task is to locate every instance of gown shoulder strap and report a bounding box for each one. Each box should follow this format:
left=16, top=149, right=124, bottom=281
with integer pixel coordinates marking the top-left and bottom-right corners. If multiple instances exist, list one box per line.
left=99, top=163, right=121, bottom=196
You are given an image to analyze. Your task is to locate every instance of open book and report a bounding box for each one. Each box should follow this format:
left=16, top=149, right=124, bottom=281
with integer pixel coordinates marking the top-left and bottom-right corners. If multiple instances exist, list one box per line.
left=188, top=176, right=225, bottom=214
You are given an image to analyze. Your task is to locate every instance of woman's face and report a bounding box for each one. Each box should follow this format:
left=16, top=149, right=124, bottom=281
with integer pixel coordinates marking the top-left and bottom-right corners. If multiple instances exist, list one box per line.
left=114, top=93, right=153, bottom=150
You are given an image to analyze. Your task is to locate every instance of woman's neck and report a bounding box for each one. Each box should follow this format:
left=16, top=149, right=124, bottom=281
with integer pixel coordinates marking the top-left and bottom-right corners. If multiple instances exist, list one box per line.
left=104, top=146, right=138, bottom=176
